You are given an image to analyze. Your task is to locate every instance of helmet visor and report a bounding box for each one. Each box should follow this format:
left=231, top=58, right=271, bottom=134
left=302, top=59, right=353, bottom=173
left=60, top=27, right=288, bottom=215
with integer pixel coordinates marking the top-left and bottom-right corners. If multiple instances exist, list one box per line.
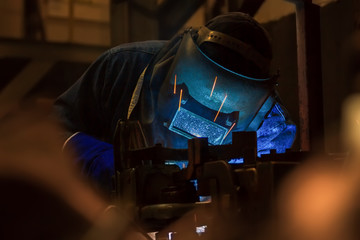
left=158, top=31, right=276, bottom=144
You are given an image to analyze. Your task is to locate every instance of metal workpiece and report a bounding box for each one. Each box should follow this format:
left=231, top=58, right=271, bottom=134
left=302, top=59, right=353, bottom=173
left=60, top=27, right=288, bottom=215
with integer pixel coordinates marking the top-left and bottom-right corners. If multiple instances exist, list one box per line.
left=112, top=120, right=305, bottom=238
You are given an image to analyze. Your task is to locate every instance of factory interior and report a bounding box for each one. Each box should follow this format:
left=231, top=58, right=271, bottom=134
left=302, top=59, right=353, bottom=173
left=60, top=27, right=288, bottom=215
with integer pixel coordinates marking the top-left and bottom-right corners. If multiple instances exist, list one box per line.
left=1, top=0, right=360, bottom=239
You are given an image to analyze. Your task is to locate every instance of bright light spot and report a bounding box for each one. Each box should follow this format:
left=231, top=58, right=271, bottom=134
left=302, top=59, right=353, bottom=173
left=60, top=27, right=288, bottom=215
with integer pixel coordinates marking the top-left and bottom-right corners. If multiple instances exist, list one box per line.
left=168, top=232, right=176, bottom=240
left=196, top=225, right=207, bottom=236
left=228, top=158, right=244, bottom=164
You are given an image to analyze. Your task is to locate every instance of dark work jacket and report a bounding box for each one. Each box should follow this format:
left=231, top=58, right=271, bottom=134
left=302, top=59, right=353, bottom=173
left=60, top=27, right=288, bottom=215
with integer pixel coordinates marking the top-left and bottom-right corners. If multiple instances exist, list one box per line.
left=54, top=34, right=296, bottom=194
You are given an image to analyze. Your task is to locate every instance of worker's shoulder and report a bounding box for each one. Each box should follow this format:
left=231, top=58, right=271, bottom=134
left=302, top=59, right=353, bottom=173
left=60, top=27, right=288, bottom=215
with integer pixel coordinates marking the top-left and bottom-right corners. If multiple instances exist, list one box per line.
left=107, top=40, right=168, bottom=56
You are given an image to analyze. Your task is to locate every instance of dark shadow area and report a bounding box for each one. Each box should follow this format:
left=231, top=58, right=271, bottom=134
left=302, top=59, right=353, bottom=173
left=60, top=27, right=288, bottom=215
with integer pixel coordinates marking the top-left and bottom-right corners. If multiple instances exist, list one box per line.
left=0, top=177, right=90, bottom=240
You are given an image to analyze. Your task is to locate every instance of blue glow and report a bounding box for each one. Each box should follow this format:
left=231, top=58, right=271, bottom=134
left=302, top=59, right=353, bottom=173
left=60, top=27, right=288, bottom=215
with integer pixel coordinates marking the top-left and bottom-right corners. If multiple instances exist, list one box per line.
left=199, top=196, right=212, bottom=202
left=256, top=103, right=297, bottom=156
left=228, top=158, right=244, bottom=164
left=165, top=160, right=188, bottom=169
left=169, top=108, right=228, bottom=145
left=190, top=179, right=198, bottom=190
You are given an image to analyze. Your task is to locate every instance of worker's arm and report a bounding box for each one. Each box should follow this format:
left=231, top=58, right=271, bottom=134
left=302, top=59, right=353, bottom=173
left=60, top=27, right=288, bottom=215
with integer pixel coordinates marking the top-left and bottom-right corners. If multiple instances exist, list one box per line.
left=63, top=132, right=115, bottom=195
left=53, top=42, right=162, bottom=195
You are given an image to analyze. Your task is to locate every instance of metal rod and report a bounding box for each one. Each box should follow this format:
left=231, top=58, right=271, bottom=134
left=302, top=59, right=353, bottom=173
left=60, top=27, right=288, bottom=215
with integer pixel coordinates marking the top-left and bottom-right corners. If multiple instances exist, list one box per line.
left=286, top=0, right=325, bottom=152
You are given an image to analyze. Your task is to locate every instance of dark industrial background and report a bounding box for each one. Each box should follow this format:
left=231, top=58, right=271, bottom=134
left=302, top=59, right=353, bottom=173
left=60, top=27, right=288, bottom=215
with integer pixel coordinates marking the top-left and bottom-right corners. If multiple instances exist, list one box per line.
left=2, top=1, right=360, bottom=239
left=0, top=0, right=359, bottom=153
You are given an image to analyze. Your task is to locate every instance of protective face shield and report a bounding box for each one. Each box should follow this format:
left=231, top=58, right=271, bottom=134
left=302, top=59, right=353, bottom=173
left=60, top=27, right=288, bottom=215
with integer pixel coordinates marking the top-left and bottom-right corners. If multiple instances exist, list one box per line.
left=157, top=28, right=277, bottom=145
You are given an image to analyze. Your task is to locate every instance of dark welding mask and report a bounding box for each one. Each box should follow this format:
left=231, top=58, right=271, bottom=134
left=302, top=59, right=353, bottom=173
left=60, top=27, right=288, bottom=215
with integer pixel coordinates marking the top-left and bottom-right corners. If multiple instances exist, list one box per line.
left=157, top=28, right=277, bottom=146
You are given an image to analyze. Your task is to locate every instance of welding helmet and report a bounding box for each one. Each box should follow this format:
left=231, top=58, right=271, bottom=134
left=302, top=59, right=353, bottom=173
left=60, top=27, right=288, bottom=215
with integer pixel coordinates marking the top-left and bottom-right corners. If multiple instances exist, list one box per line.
left=157, top=13, right=277, bottom=145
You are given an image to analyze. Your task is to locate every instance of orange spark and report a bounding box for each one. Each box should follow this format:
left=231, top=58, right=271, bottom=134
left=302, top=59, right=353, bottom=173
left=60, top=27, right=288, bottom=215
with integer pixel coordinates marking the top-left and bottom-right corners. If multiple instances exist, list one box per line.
left=178, top=89, right=183, bottom=111
left=214, top=94, right=227, bottom=122
left=210, top=76, right=217, bottom=97
left=173, top=74, right=177, bottom=94
left=223, top=122, right=236, bottom=140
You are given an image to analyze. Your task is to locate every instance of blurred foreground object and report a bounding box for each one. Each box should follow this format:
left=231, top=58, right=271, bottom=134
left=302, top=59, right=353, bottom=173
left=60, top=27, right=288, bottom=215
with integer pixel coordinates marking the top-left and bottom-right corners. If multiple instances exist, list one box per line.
left=341, top=94, right=360, bottom=154
left=0, top=109, right=142, bottom=240
left=275, top=156, right=360, bottom=240
left=341, top=30, right=360, bottom=154
left=113, top=120, right=306, bottom=240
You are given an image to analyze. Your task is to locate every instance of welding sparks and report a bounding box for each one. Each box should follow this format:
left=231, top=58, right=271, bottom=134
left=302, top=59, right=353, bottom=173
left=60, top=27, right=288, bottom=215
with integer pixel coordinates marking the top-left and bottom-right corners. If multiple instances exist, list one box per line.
left=210, top=76, right=217, bottom=97
left=223, top=122, right=236, bottom=140
left=178, top=89, right=183, bottom=111
left=173, top=74, right=177, bottom=94
left=214, top=94, right=227, bottom=122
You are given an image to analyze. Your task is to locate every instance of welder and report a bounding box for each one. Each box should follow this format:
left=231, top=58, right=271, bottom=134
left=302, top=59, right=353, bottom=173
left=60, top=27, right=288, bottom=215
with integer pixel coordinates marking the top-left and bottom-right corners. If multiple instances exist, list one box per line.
left=54, top=12, right=296, bottom=194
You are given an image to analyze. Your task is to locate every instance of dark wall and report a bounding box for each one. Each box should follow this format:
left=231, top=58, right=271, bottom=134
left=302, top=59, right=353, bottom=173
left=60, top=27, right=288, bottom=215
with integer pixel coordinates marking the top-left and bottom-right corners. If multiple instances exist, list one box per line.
left=320, top=0, right=356, bottom=152
left=264, top=0, right=357, bottom=152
